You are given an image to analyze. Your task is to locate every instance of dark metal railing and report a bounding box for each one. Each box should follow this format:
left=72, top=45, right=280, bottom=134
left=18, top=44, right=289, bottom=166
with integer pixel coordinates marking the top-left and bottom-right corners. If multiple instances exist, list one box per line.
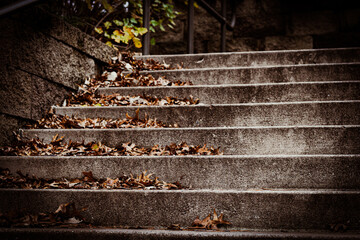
left=142, top=0, right=151, bottom=55
left=142, top=0, right=237, bottom=55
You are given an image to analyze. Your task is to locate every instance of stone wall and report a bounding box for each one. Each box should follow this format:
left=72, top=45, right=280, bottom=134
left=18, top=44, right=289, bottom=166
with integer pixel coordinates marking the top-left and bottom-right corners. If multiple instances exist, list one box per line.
left=0, top=6, right=117, bottom=145
left=150, top=0, right=360, bottom=54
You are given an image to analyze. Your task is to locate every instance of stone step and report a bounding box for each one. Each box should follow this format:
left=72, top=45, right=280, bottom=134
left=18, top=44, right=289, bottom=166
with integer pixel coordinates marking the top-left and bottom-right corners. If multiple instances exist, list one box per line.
left=53, top=101, right=360, bottom=127
left=1, top=155, right=359, bottom=189
left=21, top=126, right=360, bottom=155
left=136, top=47, right=360, bottom=68
left=0, top=189, right=359, bottom=230
left=96, top=81, right=360, bottom=104
left=142, top=63, right=360, bottom=85
left=2, top=228, right=360, bottom=240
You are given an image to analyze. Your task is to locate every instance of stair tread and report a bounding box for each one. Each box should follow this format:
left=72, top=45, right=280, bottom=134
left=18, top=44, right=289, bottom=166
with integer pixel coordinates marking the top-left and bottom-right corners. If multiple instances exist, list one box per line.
left=1, top=188, right=359, bottom=229
left=22, top=124, right=360, bottom=130
left=55, top=100, right=360, bottom=108
left=142, top=47, right=360, bottom=57
left=140, top=62, right=360, bottom=72
left=2, top=228, right=360, bottom=240
left=97, top=80, right=360, bottom=89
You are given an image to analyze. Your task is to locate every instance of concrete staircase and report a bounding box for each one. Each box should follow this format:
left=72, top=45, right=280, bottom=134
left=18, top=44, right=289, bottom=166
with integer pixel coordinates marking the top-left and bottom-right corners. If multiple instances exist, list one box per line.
left=1, top=48, right=360, bottom=239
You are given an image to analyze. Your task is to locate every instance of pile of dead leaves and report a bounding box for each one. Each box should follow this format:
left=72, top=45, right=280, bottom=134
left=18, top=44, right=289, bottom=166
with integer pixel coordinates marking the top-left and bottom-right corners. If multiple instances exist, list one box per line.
left=0, top=169, right=183, bottom=190
left=0, top=134, right=223, bottom=156
left=0, top=202, right=88, bottom=228
left=26, top=109, right=177, bottom=129
left=64, top=92, right=199, bottom=107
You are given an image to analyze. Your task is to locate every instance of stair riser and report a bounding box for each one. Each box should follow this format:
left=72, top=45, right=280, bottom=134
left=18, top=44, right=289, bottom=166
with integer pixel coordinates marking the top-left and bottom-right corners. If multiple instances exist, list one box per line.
left=144, top=64, right=360, bottom=85
left=22, top=127, right=360, bottom=155
left=1, top=189, right=359, bottom=230
left=2, top=156, right=359, bottom=189
left=137, top=48, right=360, bottom=68
left=97, top=82, right=360, bottom=104
left=54, top=102, right=360, bottom=127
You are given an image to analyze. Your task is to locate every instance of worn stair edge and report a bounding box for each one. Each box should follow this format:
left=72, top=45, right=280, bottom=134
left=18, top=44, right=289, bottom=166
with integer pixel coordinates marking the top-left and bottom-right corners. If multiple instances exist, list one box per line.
left=140, top=63, right=360, bottom=85
left=53, top=101, right=360, bottom=127
left=1, top=155, right=360, bottom=189
left=21, top=126, right=360, bottom=155
left=96, top=81, right=360, bottom=104
left=0, top=189, right=359, bottom=230
left=1, top=228, right=360, bottom=240
left=136, top=47, right=360, bottom=69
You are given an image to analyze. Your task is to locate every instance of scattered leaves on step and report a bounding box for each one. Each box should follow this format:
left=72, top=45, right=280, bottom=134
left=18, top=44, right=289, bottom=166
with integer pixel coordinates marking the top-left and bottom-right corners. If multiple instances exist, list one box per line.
left=65, top=92, right=199, bottom=107
left=80, top=52, right=188, bottom=93
left=26, top=109, right=177, bottom=129
left=190, top=209, right=231, bottom=230
left=90, top=73, right=191, bottom=89
left=0, top=202, right=88, bottom=228
left=0, top=169, right=183, bottom=190
left=109, top=52, right=182, bottom=72
left=0, top=134, right=223, bottom=156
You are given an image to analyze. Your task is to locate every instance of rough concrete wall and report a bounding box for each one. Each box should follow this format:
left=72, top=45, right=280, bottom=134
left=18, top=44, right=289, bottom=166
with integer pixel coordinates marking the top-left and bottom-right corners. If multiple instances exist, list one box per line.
left=0, top=7, right=117, bottom=145
left=150, top=0, right=360, bottom=54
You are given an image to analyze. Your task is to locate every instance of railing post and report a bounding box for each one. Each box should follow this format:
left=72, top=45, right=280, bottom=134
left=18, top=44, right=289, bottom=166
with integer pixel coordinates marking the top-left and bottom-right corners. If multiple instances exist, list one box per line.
left=187, top=0, right=194, bottom=54
left=221, top=0, right=226, bottom=52
left=142, top=0, right=151, bottom=55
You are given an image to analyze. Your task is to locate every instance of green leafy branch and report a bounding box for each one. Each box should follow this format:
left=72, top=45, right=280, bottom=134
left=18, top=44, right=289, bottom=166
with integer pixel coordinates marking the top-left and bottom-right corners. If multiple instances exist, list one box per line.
left=91, top=0, right=180, bottom=49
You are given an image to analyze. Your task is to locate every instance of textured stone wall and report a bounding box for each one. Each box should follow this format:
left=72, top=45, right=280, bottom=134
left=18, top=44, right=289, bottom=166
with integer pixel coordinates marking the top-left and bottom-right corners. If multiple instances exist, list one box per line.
left=150, top=0, right=360, bottom=54
left=0, top=7, right=117, bottom=145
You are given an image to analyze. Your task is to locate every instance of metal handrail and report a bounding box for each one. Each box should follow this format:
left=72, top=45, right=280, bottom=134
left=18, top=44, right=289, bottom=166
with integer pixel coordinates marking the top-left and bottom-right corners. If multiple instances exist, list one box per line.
left=197, top=0, right=236, bottom=30
left=142, top=0, right=237, bottom=55
left=187, top=0, right=238, bottom=53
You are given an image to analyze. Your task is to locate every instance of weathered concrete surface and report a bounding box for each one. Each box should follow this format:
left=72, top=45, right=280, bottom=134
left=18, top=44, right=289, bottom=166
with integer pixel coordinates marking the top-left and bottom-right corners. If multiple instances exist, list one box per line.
left=97, top=81, right=360, bottom=104
left=1, top=155, right=359, bottom=190
left=0, top=189, right=359, bottom=230
left=144, top=63, right=360, bottom=85
left=138, top=48, right=360, bottom=68
left=44, top=15, right=117, bottom=63
left=0, top=7, right=115, bottom=145
left=54, top=101, right=360, bottom=127
left=1, top=228, right=360, bottom=240
left=0, top=18, right=94, bottom=90
left=21, top=126, right=360, bottom=155
left=0, top=114, right=31, bottom=146
left=0, top=69, right=70, bottom=121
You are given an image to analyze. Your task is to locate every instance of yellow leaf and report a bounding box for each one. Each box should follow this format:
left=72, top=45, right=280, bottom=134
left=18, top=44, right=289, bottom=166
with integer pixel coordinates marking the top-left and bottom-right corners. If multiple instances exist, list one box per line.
left=133, top=37, right=142, bottom=48
left=95, top=27, right=103, bottom=34
left=105, top=41, right=113, bottom=47
left=122, top=32, right=131, bottom=44
left=113, top=30, right=122, bottom=36
left=123, top=26, right=134, bottom=38
left=136, top=27, right=148, bottom=35
left=91, top=143, right=99, bottom=151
